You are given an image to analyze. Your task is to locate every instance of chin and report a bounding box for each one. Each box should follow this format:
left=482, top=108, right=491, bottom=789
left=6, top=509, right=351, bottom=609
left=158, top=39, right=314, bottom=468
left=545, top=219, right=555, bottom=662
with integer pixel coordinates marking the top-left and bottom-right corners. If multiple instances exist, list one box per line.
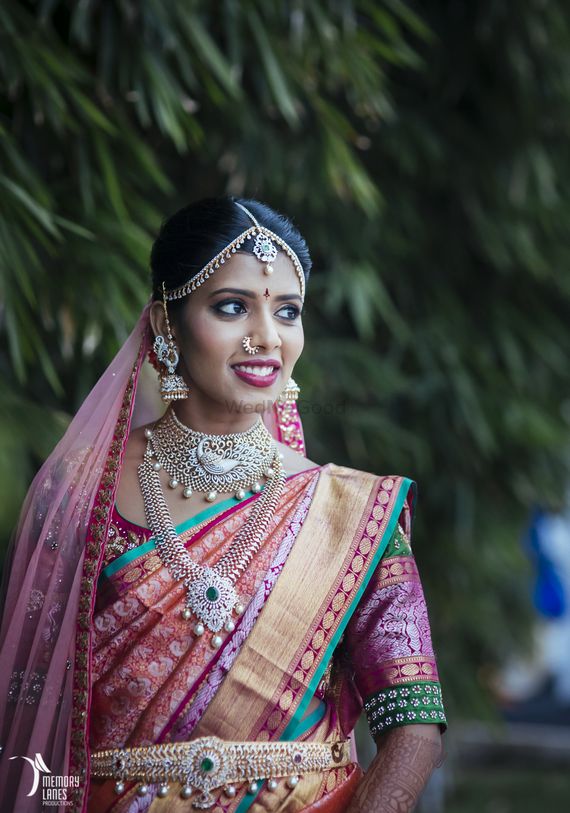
left=240, top=399, right=274, bottom=415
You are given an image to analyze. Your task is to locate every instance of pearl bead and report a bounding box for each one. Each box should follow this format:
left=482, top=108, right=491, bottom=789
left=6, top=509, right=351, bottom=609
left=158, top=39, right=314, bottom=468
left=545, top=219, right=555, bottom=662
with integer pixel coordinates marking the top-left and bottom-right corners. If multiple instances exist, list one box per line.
left=224, top=619, right=235, bottom=633
left=206, top=490, right=217, bottom=502
left=225, top=784, right=236, bottom=798
left=168, top=478, right=178, bottom=489
left=267, top=779, right=278, bottom=791
left=287, top=776, right=300, bottom=789
left=181, top=608, right=192, bottom=621
left=247, top=781, right=259, bottom=794
left=264, top=265, right=274, bottom=275
left=193, top=622, right=205, bottom=636
left=144, top=428, right=152, bottom=439
left=183, top=487, right=192, bottom=498
left=211, top=635, right=223, bottom=649
left=180, top=785, right=193, bottom=799
left=265, top=467, right=274, bottom=477
left=157, top=785, right=169, bottom=798
left=114, top=781, right=125, bottom=794
left=152, top=461, right=162, bottom=471
left=137, top=784, right=149, bottom=796
left=235, top=489, right=246, bottom=500
left=252, top=482, right=262, bottom=493
left=234, top=602, right=245, bottom=616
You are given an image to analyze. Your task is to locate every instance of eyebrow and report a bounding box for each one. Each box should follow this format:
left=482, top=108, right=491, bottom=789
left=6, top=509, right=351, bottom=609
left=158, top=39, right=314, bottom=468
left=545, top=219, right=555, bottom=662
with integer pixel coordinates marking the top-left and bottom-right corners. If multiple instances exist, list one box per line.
left=208, top=287, right=303, bottom=303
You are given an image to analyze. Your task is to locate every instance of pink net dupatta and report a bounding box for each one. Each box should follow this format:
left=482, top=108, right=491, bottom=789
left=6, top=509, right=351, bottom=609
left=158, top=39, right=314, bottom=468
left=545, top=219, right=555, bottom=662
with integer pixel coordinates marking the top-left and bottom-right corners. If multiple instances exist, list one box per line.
left=0, top=305, right=153, bottom=812
left=0, top=303, right=307, bottom=812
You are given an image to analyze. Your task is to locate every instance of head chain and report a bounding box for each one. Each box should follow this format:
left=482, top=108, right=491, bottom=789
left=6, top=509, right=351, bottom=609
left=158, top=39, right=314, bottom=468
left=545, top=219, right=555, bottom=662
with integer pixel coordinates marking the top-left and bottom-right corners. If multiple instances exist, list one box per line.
left=163, top=203, right=305, bottom=303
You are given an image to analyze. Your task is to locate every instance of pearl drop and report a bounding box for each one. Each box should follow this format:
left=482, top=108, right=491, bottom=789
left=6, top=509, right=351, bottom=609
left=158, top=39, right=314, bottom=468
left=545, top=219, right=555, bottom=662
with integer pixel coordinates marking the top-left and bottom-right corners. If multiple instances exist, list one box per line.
left=157, top=785, right=169, bottom=798
left=180, top=785, right=193, bottom=799
left=181, top=608, right=192, bottom=621
left=247, top=781, right=259, bottom=794
left=183, top=487, right=192, bottom=498
left=193, top=622, right=205, bottom=636
left=287, top=776, right=299, bottom=789
left=169, top=478, right=178, bottom=489
left=152, top=461, right=162, bottom=472
left=235, top=489, right=246, bottom=500
left=206, top=490, right=217, bottom=502
left=211, top=635, right=223, bottom=649
left=114, top=781, right=125, bottom=794
left=144, top=428, right=152, bottom=439
left=265, top=467, right=274, bottom=477
left=234, top=602, right=245, bottom=616
left=137, top=784, right=149, bottom=796
left=264, top=265, right=274, bottom=275
left=252, top=482, right=262, bottom=493
left=224, top=619, right=235, bottom=633
left=267, top=779, right=278, bottom=791
left=225, top=785, right=236, bottom=798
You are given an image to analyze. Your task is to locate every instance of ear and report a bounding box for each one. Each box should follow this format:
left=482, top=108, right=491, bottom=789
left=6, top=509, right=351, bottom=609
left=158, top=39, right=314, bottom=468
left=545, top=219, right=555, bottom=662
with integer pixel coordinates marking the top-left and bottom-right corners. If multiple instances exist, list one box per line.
left=150, top=300, right=169, bottom=340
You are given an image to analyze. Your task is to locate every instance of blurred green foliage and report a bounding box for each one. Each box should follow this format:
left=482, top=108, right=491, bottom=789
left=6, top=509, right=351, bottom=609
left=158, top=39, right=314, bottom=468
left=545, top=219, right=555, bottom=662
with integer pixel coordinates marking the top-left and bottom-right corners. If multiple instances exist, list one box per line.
left=447, top=768, right=570, bottom=812
left=1, top=0, right=570, bottom=718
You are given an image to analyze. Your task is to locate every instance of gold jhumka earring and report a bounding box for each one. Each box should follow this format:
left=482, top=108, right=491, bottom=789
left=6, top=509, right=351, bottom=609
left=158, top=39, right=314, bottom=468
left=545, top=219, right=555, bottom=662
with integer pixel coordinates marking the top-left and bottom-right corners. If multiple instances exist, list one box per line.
left=153, top=282, right=190, bottom=401
left=278, top=378, right=300, bottom=403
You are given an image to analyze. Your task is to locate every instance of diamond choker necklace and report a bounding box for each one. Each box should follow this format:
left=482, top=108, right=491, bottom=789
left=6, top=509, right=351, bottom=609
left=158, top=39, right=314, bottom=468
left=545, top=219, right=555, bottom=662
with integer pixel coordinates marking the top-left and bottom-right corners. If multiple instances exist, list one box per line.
left=146, top=407, right=276, bottom=502
left=138, top=408, right=285, bottom=646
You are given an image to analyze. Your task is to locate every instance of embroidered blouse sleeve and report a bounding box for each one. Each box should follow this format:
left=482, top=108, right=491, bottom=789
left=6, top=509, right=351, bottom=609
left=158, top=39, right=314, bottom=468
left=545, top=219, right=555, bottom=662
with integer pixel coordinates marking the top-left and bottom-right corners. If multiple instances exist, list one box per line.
left=342, top=500, right=447, bottom=738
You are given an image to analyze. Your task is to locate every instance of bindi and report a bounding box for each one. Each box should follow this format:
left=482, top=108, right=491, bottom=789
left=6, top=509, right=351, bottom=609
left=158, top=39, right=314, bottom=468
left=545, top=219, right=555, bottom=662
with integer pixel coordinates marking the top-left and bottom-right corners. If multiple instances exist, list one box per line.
left=263, top=288, right=271, bottom=300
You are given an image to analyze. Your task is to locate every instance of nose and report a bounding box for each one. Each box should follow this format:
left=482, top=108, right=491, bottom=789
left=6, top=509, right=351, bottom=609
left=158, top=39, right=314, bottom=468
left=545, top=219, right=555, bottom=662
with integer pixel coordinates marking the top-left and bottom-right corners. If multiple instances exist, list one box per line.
left=249, top=306, right=282, bottom=353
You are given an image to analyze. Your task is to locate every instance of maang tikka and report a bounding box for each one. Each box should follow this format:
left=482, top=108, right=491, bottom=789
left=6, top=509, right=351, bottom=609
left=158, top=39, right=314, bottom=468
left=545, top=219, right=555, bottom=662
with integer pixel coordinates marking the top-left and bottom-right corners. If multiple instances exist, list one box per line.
left=153, top=282, right=190, bottom=401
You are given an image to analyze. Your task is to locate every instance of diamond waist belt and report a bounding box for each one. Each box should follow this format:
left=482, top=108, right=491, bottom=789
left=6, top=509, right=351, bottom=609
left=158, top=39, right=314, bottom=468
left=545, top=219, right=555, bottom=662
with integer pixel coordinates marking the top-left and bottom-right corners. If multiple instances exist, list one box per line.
left=91, top=735, right=351, bottom=810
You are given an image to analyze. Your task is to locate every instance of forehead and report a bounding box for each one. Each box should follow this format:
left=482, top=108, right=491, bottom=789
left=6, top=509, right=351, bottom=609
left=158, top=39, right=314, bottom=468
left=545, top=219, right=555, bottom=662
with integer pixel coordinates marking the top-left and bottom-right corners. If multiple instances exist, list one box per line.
left=192, top=251, right=301, bottom=298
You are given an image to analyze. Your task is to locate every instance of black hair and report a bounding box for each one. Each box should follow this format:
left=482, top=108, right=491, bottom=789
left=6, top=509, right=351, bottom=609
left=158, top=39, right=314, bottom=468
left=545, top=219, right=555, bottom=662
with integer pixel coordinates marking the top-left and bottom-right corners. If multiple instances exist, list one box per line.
left=150, top=197, right=312, bottom=301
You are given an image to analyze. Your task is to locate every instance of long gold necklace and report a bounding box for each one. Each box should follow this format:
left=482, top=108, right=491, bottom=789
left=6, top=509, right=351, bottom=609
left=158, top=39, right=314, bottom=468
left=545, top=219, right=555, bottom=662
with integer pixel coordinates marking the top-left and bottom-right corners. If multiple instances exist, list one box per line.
left=139, top=410, right=285, bottom=647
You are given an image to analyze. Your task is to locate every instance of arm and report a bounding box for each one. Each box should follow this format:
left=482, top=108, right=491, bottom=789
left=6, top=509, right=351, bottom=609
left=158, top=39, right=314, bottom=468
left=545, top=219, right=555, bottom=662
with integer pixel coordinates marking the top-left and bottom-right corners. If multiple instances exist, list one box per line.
left=341, top=497, right=447, bottom=812
left=346, top=724, right=443, bottom=813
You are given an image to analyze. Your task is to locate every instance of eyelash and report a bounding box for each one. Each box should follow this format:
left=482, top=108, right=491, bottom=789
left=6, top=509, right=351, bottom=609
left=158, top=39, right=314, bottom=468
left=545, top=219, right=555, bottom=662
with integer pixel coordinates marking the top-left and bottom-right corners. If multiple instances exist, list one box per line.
left=213, top=299, right=301, bottom=320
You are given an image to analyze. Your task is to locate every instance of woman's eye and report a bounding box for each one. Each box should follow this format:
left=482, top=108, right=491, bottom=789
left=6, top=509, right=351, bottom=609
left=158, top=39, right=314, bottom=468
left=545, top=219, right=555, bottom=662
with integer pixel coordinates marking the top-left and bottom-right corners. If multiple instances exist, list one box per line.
left=213, top=300, right=301, bottom=319
left=277, top=305, right=301, bottom=320
left=214, top=300, right=247, bottom=315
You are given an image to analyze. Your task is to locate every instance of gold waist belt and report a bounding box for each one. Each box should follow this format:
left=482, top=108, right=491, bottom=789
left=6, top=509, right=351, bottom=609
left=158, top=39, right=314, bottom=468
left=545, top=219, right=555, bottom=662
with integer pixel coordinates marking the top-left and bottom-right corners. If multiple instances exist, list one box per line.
left=91, top=735, right=351, bottom=810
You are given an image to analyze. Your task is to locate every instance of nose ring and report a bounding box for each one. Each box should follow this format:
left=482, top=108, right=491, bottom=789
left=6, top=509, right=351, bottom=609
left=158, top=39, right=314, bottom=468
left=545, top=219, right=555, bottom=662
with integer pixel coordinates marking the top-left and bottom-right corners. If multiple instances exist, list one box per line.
left=242, top=336, right=260, bottom=355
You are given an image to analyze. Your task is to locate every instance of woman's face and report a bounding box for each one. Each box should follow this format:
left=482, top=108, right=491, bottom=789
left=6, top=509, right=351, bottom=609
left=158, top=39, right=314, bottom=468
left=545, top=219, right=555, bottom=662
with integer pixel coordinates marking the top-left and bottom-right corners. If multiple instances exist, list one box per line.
left=151, top=251, right=304, bottom=420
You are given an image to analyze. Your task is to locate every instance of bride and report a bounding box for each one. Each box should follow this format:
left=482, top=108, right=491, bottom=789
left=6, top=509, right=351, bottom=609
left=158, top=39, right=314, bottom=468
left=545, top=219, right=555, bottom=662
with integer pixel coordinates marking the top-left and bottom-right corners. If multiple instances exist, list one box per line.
left=0, top=197, right=445, bottom=813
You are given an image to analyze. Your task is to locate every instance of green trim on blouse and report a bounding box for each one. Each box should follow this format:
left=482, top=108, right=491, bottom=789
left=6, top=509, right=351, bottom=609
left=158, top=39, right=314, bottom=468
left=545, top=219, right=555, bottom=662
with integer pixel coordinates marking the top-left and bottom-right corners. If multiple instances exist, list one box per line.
left=383, top=522, right=413, bottom=559
left=364, top=682, right=447, bottom=736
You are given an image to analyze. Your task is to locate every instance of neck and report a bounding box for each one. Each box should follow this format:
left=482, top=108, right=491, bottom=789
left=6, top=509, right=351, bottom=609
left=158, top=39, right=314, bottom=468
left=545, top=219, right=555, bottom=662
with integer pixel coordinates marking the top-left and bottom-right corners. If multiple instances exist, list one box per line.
left=171, top=400, right=265, bottom=435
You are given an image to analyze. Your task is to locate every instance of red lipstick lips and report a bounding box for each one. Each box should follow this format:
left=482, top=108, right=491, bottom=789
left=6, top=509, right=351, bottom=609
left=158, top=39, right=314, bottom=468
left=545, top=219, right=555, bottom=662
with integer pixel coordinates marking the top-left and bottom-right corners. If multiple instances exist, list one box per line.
left=231, top=359, right=281, bottom=388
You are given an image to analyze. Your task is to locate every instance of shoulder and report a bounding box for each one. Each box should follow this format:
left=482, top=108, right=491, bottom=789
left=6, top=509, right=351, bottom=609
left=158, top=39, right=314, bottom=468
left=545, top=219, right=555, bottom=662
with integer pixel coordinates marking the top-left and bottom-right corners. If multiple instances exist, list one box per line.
left=314, top=463, right=416, bottom=521
left=316, top=461, right=415, bottom=490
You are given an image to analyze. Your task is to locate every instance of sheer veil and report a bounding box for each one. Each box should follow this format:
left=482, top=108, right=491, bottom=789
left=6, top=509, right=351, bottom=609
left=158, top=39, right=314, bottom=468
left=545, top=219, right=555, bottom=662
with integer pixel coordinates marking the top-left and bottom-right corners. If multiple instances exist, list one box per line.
left=0, top=303, right=305, bottom=812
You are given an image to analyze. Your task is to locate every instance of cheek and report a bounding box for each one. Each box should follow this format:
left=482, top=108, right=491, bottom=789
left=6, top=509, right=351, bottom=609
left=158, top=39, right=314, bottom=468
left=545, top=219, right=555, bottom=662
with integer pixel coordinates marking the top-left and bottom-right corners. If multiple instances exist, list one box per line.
left=286, top=326, right=304, bottom=363
left=179, top=314, right=236, bottom=365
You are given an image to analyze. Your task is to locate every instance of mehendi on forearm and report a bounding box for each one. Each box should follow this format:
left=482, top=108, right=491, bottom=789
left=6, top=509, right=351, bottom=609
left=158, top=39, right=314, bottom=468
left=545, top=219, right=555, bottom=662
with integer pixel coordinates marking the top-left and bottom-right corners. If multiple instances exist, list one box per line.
left=346, top=727, right=444, bottom=813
